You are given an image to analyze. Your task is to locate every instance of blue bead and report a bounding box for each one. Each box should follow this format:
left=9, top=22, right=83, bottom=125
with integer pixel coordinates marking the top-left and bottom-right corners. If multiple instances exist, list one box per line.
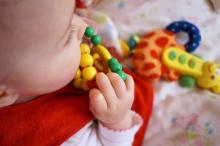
left=128, top=38, right=137, bottom=50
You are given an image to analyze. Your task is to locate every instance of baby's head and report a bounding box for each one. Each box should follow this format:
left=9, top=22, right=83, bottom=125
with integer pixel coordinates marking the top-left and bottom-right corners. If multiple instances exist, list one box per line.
left=0, top=0, right=88, bottom=107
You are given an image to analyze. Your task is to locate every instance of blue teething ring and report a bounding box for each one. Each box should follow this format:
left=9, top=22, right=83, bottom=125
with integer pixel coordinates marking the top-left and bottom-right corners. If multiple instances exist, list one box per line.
left=166, top=21, right=201, bottom=52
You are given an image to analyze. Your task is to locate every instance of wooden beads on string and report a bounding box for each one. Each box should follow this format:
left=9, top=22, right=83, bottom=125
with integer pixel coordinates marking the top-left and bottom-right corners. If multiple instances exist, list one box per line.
left=108, top=58, right=126, bottom=80
left=73, top=26, right=127, bottom=90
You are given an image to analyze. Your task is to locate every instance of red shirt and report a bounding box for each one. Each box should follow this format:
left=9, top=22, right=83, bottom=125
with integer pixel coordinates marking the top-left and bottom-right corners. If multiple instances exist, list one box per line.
left=0, top=69, right=153, bottom=146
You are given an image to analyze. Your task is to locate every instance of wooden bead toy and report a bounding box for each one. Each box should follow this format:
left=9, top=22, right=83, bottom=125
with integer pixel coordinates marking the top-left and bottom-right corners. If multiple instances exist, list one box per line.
left=73, top=26, right=127, bottom=90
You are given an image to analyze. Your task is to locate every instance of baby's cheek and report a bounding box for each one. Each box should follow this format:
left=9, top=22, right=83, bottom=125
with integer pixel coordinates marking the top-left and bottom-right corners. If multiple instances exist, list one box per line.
left=11, top=42, right=81, bottom=98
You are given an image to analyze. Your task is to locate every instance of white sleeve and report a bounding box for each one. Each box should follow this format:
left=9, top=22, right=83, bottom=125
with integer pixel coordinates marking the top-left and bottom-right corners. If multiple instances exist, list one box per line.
left=62, top=111, right=142, bottom=146
left=98, top=111, right=143, bottom=146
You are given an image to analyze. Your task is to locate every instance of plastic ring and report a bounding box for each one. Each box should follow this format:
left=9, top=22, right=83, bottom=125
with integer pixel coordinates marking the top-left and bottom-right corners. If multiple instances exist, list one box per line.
left=166, top=21, right=201, bottom=52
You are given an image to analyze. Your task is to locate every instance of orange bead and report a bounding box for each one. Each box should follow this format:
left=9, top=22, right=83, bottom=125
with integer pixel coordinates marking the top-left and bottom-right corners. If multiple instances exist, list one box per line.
left=74, top=69, right=81, bottom=79
left=73, top=78, right=82, bottom=89
left=81, top=79, right=89, bottom=91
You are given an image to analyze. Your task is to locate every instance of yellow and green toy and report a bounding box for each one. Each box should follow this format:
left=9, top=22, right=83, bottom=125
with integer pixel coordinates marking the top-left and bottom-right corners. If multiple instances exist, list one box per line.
left=73, top=26, right=127, bottom=90
left=162, top=47, right=220, bottom=94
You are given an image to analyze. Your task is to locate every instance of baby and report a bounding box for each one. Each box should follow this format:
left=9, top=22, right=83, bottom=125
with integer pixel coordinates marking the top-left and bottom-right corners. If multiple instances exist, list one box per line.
left=0, top=0, right=153, bottom=146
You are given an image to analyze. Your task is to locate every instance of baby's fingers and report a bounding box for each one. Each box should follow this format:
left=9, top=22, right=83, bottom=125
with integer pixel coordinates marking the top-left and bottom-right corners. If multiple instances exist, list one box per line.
left=125, top=74, right=134, bottom=93
left=107, top=73, right=127, bottom=99
left=89, top=88, right=107, bottom=116
left=96, top=73, right=117, bottom=107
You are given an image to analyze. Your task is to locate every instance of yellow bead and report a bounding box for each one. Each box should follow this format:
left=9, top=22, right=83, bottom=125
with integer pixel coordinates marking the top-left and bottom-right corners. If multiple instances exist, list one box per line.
left=119, top=40, right=130, bottom=57
left=73, top=78, right=82, bottom=89
left=82, top=66, right=97, bottom=81
left=80, top=44, right=91, bottom=54
left=80, top=54, right=94, bottom=68
left=94, top=60, right=104, bottom=71
left=93, top=45, right=112, bottom=61
left=74, top=69, right=81, bottom=79
left=92, top=53, right=101, bottom=60
left=81, top=79, right=89, bottom=91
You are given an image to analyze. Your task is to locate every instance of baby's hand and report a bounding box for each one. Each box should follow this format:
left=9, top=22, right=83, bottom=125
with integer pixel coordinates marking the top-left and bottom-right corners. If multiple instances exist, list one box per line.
left=89, top=72, right=134, bottom=130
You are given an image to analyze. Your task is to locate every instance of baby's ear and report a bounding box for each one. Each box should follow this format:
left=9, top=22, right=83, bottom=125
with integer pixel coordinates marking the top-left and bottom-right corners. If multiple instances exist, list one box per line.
left=0, top=85, right=19, bottom=108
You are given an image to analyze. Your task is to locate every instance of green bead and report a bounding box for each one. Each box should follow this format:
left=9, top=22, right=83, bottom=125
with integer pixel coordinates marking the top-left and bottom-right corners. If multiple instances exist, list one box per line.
left=116, top=70, right=127, bottom=80
left=110, top=63, right=122, bottom=72
left=169, top=51, right=176, bottom=60
left=188, top=59, right=196, bottom=68
left=179, top=75, right=196, bottom=88
left=84, top=27, right=95, bottom=38
left=108, top=58, right=119, bottom=66
left=91, top=35, right=102, bottom=46
left=178, top=55, right=186, bottom=64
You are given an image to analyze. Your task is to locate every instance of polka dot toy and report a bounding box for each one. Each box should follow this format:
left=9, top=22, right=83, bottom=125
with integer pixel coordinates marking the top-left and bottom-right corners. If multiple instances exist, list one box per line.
left=166, top=21, right=201, bottom=52
left=133, top=29, right=185, bottom=82
left=73, top=26, right=126, bottom=90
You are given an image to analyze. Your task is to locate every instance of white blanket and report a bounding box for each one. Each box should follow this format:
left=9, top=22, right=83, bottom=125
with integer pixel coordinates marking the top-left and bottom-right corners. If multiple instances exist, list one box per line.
left=94, top=0, right=220, bottom=145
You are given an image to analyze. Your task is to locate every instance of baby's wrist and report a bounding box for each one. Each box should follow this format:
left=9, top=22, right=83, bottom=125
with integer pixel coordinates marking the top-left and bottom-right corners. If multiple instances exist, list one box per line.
left=102, top=112, right=133, bottom=130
